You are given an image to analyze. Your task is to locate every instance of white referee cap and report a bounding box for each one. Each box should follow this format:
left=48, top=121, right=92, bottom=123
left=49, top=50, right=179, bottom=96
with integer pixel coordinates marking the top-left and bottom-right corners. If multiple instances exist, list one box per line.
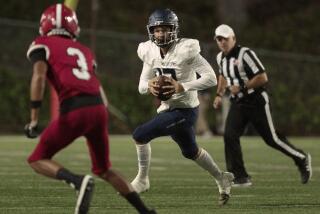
left=214, top=24, right=235, bottom=38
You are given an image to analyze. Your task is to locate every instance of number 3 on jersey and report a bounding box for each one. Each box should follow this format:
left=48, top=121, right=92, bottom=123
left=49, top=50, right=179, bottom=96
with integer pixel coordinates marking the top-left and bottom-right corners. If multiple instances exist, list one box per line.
left=67, top=47, right=91, bottom=80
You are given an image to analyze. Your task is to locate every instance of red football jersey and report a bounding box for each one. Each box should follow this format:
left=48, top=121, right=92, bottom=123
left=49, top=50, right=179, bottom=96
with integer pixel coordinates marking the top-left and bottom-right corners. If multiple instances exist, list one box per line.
left=27, top=35, right=101, bottom=102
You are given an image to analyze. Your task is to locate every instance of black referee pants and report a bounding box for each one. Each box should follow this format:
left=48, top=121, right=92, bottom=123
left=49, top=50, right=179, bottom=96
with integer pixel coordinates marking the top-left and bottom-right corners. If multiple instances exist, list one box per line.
left=224, top=91, right=307, bottom=179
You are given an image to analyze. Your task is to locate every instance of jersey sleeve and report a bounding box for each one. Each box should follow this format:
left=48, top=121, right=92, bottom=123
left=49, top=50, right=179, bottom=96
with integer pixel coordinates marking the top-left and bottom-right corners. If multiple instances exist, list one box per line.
left=242, top=49, right=265, bottom=76
left=138, top=62, right=154, bottom=94
left=28, top=48, right=47, bottom=65
left=181, top=54, right=217, bottom=91
left=26, top=38, right=50, bottom=62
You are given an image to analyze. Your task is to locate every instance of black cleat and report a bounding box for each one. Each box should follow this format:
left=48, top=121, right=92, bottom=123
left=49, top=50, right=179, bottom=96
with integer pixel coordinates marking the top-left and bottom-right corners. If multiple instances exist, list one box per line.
left=297, top=153, right=312, bottom=184
left=218, top=193, right=230, bottom=206
left=232, top=176, right=252, bottom=187
left=75, top=175, right=95, bottom=214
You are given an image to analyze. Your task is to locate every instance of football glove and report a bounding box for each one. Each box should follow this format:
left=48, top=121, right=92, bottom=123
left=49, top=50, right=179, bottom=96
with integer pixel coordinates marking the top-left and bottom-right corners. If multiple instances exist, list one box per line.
left=24, top=123, right=39, bottom=138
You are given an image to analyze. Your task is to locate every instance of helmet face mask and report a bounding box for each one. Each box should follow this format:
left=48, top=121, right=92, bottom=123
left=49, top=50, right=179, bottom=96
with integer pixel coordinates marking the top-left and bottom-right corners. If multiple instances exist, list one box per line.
left=147, top=9, right=179, bottom=47
left=147, top=24, right=178, bottom=47
left=39, top=4, right=80, bottom=38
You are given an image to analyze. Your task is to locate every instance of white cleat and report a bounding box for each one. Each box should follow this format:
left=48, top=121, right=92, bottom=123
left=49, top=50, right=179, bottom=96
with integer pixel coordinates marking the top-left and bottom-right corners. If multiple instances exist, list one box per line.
left=216, top=172, right=234, bottom=205
left=131, top=177, right=150, bottom=193
left=217, top=172, right=234, bottom=194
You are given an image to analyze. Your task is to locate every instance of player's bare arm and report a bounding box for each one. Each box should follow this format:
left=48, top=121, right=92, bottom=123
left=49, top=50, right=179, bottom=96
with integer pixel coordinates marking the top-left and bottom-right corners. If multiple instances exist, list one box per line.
left=213, top=75, right=227, bottom=109
left=246, top=72, right=268, bottom=89
left=229, top=72, right=268, bottom=96
left=30, top=61, right=47, bottom=123
left=25, top=60, right=47, bottom=138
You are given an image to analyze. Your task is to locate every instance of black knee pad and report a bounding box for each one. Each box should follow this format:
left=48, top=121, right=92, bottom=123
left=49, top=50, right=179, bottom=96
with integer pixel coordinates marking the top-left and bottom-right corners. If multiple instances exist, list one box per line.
left=132, top=127, right=143, bottom=142
left=132, top=126, right=150, bottom=143
left=182, top=149, right=198, bottom=160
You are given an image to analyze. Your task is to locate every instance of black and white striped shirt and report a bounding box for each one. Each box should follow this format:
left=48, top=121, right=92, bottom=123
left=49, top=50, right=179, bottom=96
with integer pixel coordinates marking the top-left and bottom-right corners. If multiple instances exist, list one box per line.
left=216, top=45, right=265, bottom=99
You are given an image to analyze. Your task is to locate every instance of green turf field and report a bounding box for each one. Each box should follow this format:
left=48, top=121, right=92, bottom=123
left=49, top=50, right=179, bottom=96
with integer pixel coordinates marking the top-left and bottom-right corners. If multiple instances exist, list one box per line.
left=0, top=135, right=319, bottom=214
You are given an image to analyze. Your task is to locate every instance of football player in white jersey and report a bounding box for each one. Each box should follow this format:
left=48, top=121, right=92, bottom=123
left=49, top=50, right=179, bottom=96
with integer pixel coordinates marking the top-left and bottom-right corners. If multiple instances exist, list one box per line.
left=130, top=9, right=234, bottom=205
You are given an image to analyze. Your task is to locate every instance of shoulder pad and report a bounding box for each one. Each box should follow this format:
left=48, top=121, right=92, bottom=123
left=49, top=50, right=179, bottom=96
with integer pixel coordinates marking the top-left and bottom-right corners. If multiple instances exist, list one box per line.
left=174, top=38, right=200, bottom=63
left=137, top=40, right=158, bottom=65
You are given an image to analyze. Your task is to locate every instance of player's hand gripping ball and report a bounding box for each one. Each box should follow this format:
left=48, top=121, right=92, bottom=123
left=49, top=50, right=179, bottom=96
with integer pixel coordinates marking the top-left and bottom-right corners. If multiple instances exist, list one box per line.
left=157, top=75, right=174, bottom=101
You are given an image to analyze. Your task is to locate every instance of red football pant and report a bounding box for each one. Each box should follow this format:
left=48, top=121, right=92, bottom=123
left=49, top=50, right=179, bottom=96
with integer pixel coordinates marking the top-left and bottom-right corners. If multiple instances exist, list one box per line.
left=28, top=105, right=111, bottom=175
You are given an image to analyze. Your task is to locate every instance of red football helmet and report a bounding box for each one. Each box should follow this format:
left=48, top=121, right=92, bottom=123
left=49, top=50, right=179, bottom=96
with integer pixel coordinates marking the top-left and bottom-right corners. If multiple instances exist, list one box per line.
left=39, top=4, right=80, bottom=38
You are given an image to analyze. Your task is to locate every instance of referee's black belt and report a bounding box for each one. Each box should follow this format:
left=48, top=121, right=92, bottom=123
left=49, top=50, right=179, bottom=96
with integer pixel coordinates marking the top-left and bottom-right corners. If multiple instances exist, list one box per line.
left=231, top=87, right=265, bottom=102
left=60, top=94, right=103, bottom=114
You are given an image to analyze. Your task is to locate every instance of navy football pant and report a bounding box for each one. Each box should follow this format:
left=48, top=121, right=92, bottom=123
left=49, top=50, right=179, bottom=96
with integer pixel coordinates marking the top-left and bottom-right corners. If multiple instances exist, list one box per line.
left=133, top=107, right=199, bottom=159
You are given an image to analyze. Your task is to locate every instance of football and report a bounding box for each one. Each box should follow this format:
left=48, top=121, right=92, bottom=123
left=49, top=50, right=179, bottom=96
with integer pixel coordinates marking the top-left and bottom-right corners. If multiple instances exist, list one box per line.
left=157, top=75, right=174, bottom=101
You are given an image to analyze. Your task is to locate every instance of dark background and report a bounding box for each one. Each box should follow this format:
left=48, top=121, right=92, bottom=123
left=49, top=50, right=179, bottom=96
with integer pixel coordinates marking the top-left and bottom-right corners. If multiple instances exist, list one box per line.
left=0, top=0, right=319, bottom=135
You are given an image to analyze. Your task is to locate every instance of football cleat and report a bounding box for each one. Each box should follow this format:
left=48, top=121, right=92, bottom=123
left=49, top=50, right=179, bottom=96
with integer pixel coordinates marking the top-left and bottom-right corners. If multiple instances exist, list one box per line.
left=218, top=193, right=230, bottom=206
left=75, top=175, right=95, bottom=214
left=216, top=172, right=234, bottom=205
left=297, top=153, right=312, bottom=184
left=131, top=176, right=150, bottom=193
left=232, top=176, right=252, bottom=187
left=216, top=172, right=234, bottom=194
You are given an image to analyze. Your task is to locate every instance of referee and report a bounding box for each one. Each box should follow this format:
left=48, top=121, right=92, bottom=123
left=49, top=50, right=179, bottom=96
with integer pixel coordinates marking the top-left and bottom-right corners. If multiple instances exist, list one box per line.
left=212, top=24, right=312, bottom=186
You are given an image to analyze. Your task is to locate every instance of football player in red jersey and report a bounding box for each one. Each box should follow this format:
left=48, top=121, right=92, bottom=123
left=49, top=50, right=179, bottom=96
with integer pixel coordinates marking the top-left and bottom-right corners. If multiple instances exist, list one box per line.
left=24, top=4, right=156, bottom=214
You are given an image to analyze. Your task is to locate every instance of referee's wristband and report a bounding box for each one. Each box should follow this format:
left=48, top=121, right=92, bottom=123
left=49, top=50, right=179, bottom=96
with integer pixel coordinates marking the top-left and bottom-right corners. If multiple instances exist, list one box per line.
left=30, top=100, right=42, bottom=109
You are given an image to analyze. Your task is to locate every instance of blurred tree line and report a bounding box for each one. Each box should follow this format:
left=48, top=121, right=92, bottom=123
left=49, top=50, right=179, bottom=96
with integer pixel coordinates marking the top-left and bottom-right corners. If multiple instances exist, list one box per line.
left=0, top=0, right=319, bottom=135
left=1, top=0, right=319, bottom=53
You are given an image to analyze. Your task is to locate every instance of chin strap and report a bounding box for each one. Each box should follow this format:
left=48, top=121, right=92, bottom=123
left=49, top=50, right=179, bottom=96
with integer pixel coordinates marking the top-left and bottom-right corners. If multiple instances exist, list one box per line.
left=47, top=29, right=75, bottom=38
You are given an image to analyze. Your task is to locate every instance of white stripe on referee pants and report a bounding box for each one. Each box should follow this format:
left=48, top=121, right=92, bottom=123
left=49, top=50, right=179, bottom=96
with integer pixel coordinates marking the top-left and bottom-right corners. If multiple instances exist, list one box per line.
left=261, top=91, right=305, bottom=159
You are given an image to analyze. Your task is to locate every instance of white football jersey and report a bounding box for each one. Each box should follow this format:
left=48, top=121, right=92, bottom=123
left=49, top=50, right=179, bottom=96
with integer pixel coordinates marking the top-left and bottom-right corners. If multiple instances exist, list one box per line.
left=137, top=38, right=217, bottom=113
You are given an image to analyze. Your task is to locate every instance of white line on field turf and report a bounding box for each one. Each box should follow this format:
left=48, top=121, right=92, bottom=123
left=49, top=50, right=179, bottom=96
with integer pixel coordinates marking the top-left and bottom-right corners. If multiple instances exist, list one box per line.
left=259, top=204, right=320, bottom=208
left=0, top=207, right=73, bottom=210
left=0, top=206, right=111, bottom=210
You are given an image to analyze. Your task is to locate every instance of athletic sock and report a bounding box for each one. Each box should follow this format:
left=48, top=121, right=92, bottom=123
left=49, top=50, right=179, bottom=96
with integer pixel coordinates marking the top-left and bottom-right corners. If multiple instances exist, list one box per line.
left=194, top=148, right=222, bottom=180
left=56, top=168, right=83, bottom=190
left=135, top=143, right=151, bottom=180
left=125, top=191, right=150, bottom=213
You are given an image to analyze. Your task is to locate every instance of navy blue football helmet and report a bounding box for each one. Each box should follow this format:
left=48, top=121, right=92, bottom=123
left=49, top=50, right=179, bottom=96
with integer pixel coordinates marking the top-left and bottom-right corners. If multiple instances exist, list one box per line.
left=147, top=9, right=179, bottom=47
